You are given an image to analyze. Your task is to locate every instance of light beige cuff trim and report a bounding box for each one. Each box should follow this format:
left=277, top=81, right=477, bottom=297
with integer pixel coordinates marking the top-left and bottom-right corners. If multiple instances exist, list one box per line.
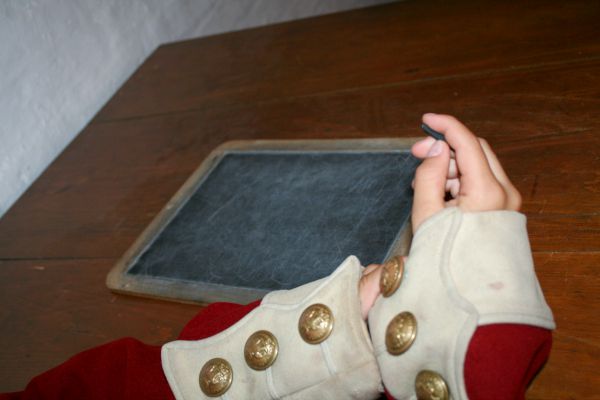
left=369, top=208, right=555, bottom=400
left=162, top=255, right=382, bottom=400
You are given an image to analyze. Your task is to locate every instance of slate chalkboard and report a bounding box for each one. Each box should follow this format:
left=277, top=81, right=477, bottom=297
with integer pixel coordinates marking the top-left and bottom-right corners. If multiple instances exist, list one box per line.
left=107, top=139, right=419, bottom=304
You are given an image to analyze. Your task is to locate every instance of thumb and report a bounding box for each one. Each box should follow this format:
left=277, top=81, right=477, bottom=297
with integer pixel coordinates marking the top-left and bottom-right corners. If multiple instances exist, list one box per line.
left=411, top=140, right=450, bottom=232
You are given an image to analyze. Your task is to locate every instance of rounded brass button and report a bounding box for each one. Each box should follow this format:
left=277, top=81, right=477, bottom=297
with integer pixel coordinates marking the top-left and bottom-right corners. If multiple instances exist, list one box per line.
left=298, top=303, right=334, bottom=344
left=380, top=256, right=404, bottom=297
left=385, top=311, right=417, bottom=355
left=199, top=357, right=233, bottom=397
left=244, top=330, right=279, bottom=370
left=415, top=370, right=449, bottom=400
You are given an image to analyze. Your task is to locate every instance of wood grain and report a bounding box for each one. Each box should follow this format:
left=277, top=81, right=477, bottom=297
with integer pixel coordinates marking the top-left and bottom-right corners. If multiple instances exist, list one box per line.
left=0, top=259, right=199, bottom=393
left=95, top=0, right=600, bottom=121
left=1, top=61, right=598, bottom=259
left=529, top=253, right=600, bottom=399
left=0, top=0, right=598, bottom=396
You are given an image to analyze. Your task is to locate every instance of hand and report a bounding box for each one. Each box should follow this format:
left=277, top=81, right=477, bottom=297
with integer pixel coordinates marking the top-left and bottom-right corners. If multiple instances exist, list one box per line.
left=360, top=114, right=521, bottom=319
left=411, top=113, right=522, bottom=232
left=358, top=263, right=383, bottom=319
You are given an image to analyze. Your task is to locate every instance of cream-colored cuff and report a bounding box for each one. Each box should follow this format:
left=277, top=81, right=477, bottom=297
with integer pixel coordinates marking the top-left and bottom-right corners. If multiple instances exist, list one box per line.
left=368, top=207, right=555, bottom=400
left=162, top=255, right=382, bottom=400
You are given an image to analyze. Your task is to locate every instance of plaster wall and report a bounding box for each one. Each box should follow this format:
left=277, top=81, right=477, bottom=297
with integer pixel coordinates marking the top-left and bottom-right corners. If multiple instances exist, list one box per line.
left=0, top=0, right=391, bottom=217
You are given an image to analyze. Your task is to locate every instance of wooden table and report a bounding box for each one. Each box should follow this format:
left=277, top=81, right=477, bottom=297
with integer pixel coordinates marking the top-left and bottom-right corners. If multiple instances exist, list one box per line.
left=1, top=0, right=598, bottom=397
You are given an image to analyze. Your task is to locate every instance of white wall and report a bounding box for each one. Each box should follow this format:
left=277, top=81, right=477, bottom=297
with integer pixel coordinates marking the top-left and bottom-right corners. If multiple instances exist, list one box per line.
left=0, top=0, right=391, bottom=217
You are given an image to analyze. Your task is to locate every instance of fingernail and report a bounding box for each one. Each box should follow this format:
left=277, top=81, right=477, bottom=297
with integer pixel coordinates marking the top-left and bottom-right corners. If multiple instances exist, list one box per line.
left=426, top=140, right=443, bottom=157
left=423, top=112, right=437, bottom=118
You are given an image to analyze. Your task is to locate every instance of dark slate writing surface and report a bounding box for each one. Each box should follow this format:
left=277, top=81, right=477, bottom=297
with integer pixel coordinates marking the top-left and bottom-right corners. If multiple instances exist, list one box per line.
left=127, top=151, right=419, bottom=291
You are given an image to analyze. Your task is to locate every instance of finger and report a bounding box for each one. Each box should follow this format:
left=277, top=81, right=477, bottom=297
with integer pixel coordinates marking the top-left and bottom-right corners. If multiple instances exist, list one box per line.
left=363, top=263, right=381, bottom=275
left=412, top=139, right=451, bottom=232
left=359, top=264, right=383, bottom=320
left=411, top=137, right=436, bottom=158
left=478, top=139, right=522, bottom=210
left=448, top=158, right=458, bottom=179
left=414, top=140, right=457, bottom=179
left=422, top=114, right=497, bottom=189
left=445, top=178, right=460, bottom=198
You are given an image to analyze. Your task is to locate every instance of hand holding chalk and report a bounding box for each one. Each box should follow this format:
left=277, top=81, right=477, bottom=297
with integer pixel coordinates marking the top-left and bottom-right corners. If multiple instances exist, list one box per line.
left=411, top=114, right=522, bottom=232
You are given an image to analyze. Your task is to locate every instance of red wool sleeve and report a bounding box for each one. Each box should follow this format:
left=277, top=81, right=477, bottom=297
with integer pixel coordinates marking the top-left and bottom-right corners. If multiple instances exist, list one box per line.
left=3, top=302, right=550, bottom=400
left=178, top=300, right=262, bottom=341
left=385, top=324, right=552, bottom=400
left=1, top=301, right=261, bottom=400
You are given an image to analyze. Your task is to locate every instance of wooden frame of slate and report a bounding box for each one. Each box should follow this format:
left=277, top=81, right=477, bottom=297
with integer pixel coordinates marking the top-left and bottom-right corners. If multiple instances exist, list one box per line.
left=106, top=138, right=420, bottom=304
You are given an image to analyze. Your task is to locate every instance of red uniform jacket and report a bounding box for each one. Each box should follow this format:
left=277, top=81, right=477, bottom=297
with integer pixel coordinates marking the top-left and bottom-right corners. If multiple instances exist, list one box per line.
left=2, top=300, right=550, bottom=400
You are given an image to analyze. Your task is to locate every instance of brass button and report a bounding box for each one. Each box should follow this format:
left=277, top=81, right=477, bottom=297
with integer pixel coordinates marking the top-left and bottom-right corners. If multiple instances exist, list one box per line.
left=385, top=311, right=417, bottom=355
left=298, top=303, right=334, bottom=344
left=415, top=370, right=449, bottom=400
left=380, top=256, right=404, bottom=297
left=244, top=330, right=279, bottom=370
left=199, top=358, right=233, bottom=397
